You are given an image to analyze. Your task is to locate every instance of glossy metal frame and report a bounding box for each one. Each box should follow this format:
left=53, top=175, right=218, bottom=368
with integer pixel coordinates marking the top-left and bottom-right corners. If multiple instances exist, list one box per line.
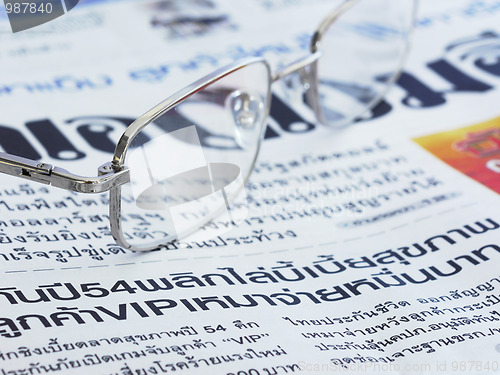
left=308, top=0, right=418, bottom=126
left=0, top=0, right=417, bottom=251
left=109, top=58, right=274, bottom=251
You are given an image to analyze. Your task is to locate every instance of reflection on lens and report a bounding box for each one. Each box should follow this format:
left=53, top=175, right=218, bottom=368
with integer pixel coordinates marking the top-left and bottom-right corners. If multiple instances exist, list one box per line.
left=118, top=61, right=270, bottom=250
left=316, top=0, right=415, bottom=126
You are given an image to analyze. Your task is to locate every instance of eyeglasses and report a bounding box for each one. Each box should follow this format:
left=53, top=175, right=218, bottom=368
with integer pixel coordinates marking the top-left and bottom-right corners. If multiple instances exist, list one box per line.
left=0, top=0, right=417, bottom=251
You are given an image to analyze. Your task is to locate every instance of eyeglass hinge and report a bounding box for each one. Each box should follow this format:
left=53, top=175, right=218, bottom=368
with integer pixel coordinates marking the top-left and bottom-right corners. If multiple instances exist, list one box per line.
left=20, top=162, right=53, bottom=185
left=97, top=162, right=115, bottom=176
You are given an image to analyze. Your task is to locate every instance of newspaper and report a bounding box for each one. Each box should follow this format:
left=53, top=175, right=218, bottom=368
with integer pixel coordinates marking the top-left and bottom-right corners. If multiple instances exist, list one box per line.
left=0, top=0, right=500, bottom=374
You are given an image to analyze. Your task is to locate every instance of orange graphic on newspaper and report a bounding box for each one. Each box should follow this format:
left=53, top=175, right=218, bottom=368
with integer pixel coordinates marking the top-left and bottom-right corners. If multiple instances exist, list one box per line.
left=414, top=116, right=500, bottom=194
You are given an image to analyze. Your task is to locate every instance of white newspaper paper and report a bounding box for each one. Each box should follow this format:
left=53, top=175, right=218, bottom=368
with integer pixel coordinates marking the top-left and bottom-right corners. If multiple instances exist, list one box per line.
left=0, top=0, right=500, bottom=374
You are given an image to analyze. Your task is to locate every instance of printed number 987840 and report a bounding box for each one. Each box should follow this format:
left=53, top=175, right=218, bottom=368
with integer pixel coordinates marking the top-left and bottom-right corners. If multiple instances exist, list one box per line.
left=5, top=2, right=53, bottom=14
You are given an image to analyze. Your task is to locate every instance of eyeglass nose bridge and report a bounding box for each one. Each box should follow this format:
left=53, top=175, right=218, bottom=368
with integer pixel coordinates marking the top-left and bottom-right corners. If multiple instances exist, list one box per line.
left=272, top=51, right=321, bottom=83
left=272, top=51, right=322, bottom=115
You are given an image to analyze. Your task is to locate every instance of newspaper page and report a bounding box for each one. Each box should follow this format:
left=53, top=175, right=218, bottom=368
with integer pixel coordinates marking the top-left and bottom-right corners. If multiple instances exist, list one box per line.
left=0, top=0, right=499, bottom=374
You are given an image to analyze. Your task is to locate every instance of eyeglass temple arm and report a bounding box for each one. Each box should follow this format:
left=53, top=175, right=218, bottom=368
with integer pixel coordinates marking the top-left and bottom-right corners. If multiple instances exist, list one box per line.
left=0, top=152, right=129, bottom=194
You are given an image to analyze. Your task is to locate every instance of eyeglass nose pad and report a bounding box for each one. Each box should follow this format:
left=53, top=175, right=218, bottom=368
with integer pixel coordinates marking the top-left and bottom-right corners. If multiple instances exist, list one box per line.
left=225, top=90, right=264, bottom=149
left=277, top=66, right=312, bottom=106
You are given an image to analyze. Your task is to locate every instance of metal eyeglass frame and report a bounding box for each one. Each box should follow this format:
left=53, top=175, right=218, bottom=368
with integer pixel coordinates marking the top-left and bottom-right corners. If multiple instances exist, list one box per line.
left=0, top=0, right=418, bottom=251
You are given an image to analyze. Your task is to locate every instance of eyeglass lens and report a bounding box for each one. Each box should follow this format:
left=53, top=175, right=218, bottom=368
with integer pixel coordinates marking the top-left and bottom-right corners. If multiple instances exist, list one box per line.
left=118, top=62, right=270, bottom=250
left=316, top=0, right=415, bottom=126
